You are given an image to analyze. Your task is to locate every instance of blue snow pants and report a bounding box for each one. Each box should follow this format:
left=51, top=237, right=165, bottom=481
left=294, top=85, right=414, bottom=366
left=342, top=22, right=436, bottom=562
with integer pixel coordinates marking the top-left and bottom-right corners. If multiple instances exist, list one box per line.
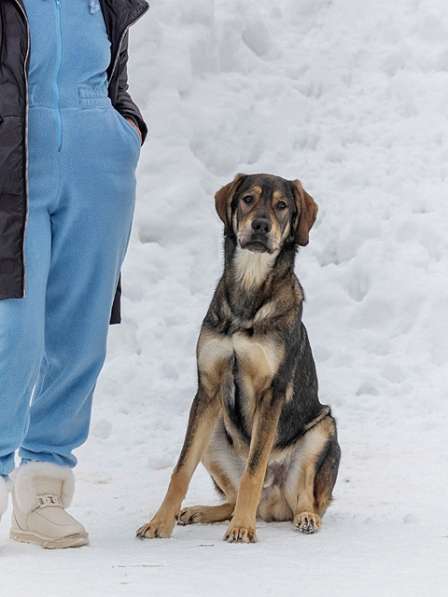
left=0, top=0, right=141, bottom=475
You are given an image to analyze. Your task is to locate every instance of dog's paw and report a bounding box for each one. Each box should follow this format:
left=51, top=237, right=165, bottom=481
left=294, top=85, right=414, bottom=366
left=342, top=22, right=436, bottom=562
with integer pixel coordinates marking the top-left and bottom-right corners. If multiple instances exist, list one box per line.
left=177, top=506, right=205, bottom=526
left=224, top=521, right=257, bottom=543
left=136, top=515, right=176, bottom=539
left=294, top=511, right=321, bottom=534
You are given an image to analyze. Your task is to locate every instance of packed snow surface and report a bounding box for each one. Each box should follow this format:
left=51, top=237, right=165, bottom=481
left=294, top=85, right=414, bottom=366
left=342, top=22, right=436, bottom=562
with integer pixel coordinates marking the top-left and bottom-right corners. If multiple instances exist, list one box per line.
left=1, top=0, right=448, bottom=595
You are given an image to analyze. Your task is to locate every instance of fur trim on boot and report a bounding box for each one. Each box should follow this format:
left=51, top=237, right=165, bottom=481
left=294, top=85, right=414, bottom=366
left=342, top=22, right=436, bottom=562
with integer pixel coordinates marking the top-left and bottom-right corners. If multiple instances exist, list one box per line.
left=12, top=462, right=75, bottom=514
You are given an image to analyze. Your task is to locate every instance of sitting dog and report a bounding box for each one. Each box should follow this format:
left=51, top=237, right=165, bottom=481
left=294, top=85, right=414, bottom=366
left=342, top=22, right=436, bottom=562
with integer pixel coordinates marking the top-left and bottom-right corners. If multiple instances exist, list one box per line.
left=137, top=173, right=341, bottom=543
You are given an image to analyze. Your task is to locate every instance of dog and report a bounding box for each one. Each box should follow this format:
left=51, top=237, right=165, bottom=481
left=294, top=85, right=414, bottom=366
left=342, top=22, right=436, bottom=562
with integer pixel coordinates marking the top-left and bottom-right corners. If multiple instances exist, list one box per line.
left=137, top=173, right=341, bottom=543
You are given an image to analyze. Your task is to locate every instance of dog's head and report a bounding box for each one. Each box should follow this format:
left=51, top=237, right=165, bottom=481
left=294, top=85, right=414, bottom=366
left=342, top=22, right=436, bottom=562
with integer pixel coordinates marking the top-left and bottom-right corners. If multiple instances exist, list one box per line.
left=215, top=173, right=318, bottom=253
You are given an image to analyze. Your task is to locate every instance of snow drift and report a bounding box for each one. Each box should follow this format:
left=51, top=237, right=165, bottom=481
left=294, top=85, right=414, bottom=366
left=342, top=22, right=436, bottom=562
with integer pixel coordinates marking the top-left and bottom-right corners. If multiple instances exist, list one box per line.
left=2, top=1, right=447, bottom=595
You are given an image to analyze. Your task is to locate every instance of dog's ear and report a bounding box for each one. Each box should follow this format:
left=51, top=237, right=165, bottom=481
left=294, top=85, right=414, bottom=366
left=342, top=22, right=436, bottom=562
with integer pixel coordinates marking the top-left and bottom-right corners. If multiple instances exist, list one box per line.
left=290, top=179, right=318, bottom=246
left=214, top=173, right=246, bottom=230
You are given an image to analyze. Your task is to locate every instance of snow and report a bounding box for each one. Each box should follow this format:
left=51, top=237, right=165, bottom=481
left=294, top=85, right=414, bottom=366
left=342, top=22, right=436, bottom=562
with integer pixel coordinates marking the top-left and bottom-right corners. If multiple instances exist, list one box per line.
left=1, top=0, right=448, bottom=594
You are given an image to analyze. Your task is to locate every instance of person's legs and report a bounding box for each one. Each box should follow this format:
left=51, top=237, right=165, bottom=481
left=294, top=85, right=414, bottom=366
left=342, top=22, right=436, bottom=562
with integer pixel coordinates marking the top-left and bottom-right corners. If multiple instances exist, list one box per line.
left=0, top=178, right=52, bottom=478
left=20, top=103, right=139, bottom=468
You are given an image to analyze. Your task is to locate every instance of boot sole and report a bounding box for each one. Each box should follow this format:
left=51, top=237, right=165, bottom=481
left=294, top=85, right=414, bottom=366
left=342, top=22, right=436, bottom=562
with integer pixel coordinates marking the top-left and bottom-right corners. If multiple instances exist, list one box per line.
left=10, top=528, right=89, bottom=549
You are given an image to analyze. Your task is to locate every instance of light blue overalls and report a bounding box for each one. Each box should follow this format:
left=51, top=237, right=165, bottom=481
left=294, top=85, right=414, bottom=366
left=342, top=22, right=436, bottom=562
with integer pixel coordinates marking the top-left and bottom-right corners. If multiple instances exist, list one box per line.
left=0, top=0, right=141, bottom=476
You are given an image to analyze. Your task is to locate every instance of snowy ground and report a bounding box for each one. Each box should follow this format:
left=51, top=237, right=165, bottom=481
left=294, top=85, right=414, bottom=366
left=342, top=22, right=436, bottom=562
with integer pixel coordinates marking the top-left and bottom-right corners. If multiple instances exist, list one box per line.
left=2, top=0, right=448, bottom=595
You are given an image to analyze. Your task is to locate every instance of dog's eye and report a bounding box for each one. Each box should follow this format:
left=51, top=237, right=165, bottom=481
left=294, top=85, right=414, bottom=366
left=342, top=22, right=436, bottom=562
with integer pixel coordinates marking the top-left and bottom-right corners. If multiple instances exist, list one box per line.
left=276, top=201, right=288, bottom=210
left=241, top=195, right=254, bottom=205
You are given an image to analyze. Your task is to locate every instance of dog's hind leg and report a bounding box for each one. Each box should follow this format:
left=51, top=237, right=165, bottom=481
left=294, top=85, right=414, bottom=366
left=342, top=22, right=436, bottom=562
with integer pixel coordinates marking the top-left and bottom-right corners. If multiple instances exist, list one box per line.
left=314, top=433, right=341, bottom=518
left=285, top=416, right=339, bottom=534
left=293, top=460, right=322, bottom=534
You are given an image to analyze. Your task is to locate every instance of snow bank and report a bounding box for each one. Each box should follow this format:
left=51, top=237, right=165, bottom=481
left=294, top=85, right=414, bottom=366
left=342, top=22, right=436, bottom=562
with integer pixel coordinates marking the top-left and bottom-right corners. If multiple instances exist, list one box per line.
left=2, top=1, right=447, bottom=595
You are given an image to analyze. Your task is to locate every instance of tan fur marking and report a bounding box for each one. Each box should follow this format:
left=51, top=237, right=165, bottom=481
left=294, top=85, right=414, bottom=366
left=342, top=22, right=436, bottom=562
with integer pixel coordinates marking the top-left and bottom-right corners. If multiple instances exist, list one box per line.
left=233, top=332, right=284, bottom=383
left=272, top=190, right=285, bottom=201
left=281, top=220, right=291, bottom=242
left=197, top=330, right=233, bottom=395
left=254, top=300, right=278, bottom=323
left=197, top=330, right=233, bottom=373
left=285, top=382, right=294, bottom=403
left=198, top=328, right=283, bottom=402
left=269, top=216, right=282, bottom=250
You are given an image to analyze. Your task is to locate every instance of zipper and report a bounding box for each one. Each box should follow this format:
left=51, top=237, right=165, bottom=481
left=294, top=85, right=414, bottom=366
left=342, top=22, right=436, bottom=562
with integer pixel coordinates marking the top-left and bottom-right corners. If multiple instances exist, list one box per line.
left=108, top=3, right=149, bottom=83
left=13, top=0, right=30, bottom=298
left=55, top=0, right=63, bottom=151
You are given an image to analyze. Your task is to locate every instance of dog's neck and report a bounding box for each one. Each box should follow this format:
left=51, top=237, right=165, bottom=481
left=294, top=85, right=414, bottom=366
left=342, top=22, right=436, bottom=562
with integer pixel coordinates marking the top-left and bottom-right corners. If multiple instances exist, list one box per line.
left=233, top=247, right=277, bottom=291
left=223, top=235, right=297, bottom=319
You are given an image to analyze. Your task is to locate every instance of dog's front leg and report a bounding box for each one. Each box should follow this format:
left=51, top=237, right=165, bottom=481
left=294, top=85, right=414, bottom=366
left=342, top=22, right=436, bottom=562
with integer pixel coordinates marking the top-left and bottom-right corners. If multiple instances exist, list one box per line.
left=137, top=389, right=221, bottom=539
left=224, top=390, right=282, bottom=543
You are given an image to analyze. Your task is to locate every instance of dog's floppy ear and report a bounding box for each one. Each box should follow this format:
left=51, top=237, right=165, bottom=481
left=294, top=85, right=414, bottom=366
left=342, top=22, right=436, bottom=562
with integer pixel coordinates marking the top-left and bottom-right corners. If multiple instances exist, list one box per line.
left=214, top=173, right=246, bottom=230
left=290, top=179, right=318, bottom=246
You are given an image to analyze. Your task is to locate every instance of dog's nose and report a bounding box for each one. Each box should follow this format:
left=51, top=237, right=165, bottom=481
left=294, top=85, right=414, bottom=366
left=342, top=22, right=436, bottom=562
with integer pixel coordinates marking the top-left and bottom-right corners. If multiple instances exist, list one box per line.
left=251, top=218, right=271, bottom=234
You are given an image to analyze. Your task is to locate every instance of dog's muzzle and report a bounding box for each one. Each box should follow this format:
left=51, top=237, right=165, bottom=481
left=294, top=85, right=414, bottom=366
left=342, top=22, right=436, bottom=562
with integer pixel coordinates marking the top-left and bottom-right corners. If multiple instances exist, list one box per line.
left=241, top=234, right=272, bottom=253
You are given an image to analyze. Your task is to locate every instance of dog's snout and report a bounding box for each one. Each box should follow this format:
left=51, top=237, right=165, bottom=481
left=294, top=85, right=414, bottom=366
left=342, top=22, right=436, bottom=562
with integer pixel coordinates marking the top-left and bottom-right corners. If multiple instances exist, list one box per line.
left=251, top=218, right=271, bottom=234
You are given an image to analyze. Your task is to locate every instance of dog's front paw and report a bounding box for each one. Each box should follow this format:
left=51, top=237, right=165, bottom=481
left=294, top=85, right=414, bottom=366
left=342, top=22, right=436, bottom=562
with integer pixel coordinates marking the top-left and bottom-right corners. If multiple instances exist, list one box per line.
left=294, top=511, right=321, bottom=534
left=136, top=514, right=176, bottom=539
left=224, top=520, right=257, bottom=543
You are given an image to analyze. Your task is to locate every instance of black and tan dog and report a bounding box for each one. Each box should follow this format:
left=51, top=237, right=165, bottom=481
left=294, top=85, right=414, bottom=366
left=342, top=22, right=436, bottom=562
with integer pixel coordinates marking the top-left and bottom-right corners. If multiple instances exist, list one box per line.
left=137, top=173, right=341, bottom=543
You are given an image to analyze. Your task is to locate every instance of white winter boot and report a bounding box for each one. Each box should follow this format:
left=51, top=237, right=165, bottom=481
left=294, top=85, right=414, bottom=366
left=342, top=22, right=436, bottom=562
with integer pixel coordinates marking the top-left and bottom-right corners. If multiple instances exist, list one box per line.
left=0, top=475, right=11, bottom=522
left=10, top=462, right=89, bottom=549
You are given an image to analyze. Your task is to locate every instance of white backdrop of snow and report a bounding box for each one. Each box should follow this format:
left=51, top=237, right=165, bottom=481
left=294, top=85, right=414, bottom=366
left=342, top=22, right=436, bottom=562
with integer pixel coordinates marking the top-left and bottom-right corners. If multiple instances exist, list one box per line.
left=1, top=0, right=447, bottom=595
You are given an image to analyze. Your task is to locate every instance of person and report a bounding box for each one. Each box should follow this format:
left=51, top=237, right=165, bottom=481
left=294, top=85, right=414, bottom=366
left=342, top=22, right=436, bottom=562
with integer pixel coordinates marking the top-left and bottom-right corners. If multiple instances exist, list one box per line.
left=0, top=0, right=149, bottom=548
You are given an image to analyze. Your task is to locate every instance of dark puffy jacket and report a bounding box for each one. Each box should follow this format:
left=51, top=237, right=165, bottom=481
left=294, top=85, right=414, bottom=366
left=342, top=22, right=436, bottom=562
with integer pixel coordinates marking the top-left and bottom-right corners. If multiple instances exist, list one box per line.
left=0, top=0, right=149, bottom=324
